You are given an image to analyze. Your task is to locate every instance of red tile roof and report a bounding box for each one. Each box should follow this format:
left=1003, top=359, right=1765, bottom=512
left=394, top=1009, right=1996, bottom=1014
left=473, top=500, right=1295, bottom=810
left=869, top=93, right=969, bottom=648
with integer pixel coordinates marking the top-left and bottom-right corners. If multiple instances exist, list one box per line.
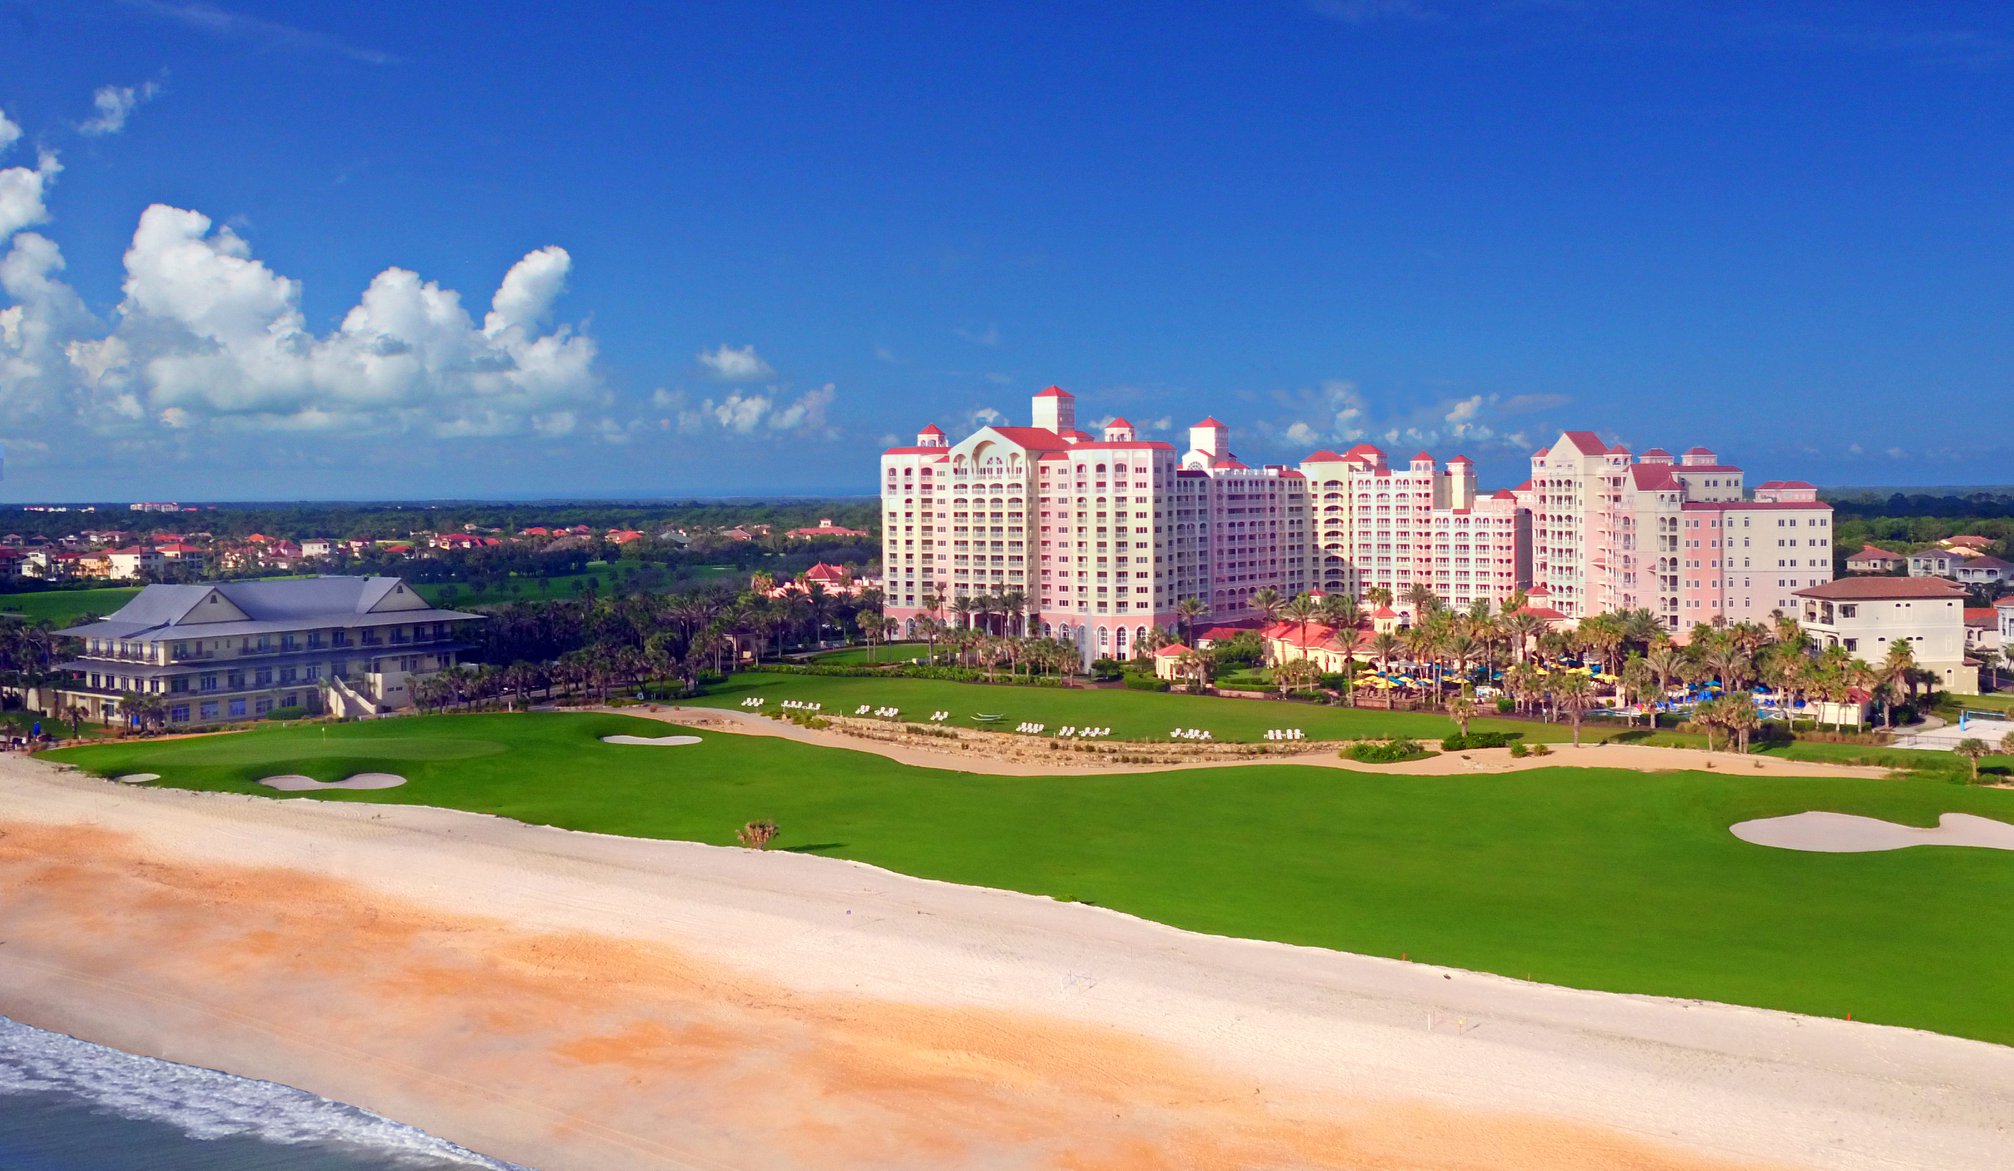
left=1630, top=465, right=1680, bottom=490
left=1192, top=416, right=1227, bottom=428
left=1035, top=385, right=1073, bottom=398
left=986, top=426, right=1074, bottom=452
left=1849, top=544, right=1903, bottom=560
left=1561, top=430, right=1608, bottom=455
left=1303, top=449, right=1346, bottom=462
left=1964, top=608, right=1996, bottom=626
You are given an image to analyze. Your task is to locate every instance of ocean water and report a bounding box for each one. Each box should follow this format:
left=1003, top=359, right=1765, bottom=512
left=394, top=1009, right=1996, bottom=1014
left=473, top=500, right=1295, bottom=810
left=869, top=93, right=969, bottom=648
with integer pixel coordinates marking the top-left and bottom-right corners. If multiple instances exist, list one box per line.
left=0, top=1016, right=531, bottom=1171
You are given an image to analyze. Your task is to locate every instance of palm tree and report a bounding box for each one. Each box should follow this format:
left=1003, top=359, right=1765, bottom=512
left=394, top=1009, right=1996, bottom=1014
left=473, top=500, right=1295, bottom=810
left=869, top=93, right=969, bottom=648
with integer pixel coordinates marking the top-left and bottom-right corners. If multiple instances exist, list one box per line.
left=858, top=611, right=888, bottom=662
left=1621, top=655, right=1658, bottom=728
left=1502, top=609, right=1545, bottom=664
left=1402, top=583, right=1440, bottom=623
left=1550, top=670, right=1594, bottom=746
left=1175, top=647, right=1213, bottom=690
left=950, top=594, right=976, bottom=631
left=1644, top=646, right=1684, bottom=708
left=1276, top=658, right=1321, bottom=698
left=1369, top=631, right=1400, bottom=675
left=1363, top=585, right=1394, bottom=610
left=997, top=590, right=1027, bottom=638
left=1280, top=594, right=1320, bottom=668
left=1249, top=586, right=1283, bottom=630
left=1954, top=738, right=1991, bottom=783
left=1718, top=691, right=1762, bottom=753
left=1877, top=640, right=1916, bottom=728
left=1175, top=596, right=1206, bottom=646
left=1445, top=693, right=1476, bottom=739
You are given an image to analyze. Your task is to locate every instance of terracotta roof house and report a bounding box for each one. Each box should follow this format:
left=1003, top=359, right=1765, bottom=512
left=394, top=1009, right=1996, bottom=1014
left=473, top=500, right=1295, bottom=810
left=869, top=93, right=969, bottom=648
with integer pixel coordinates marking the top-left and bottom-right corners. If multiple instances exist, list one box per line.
left=1845, top=544, right=1905, bottom=574
left=787, top=518, right=870, bottom=540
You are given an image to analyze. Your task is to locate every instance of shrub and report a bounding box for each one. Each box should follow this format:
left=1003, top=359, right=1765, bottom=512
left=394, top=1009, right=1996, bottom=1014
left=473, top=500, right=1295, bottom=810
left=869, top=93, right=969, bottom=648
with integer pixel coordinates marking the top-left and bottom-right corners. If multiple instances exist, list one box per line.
left=261, top=706, right=307, bottom=722
left=1441, top=731, right=1521, bottom=751
left=736, top=819, right=779, bottom=849
left=1341, top=738, right=1437, bottom=764
left=1530, top=742, right=1551, bottom=756
left=1508, top=741, right=1529, bottom=758
left=1088, top=657, right=1125, bottom=681
left=1210, top=632, right=1266, bottom=670
left=1123, top=674, right=1170, bottom=692
left=1495, top=697, right=1515, bottom=713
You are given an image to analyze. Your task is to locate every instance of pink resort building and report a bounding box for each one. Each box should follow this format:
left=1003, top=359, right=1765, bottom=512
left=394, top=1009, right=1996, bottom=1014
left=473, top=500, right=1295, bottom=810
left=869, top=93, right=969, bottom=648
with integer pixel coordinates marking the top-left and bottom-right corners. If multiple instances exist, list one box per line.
left=881, top=388, right=1832, bottom=659
left=1515, top=435, right=1833, bottom=632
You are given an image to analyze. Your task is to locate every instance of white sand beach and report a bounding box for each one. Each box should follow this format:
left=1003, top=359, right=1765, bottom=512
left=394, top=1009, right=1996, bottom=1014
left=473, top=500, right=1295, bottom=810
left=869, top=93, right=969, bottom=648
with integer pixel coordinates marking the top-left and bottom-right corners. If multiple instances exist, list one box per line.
left=2, top=753, right=2009, bottom=1171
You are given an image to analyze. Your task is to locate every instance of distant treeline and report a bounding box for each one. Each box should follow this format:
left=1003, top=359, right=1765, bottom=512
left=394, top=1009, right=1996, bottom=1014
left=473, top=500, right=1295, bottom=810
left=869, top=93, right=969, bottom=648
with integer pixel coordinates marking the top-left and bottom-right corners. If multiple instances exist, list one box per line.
left=0, top=499, right=879, bottom=543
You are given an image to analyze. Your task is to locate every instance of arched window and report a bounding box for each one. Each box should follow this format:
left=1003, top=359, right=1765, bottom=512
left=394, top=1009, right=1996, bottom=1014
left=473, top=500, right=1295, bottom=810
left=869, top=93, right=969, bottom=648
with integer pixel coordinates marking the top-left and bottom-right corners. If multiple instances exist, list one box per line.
left=904, top=618, right=916, bottom=638
left=1042, top=622, right=1054, bottom=638
left=1136, top=625, right=1148, bottom=647
left=1115, top=628, right=1129, bottom=654
left=1097, top=626, right=1110, bottom=649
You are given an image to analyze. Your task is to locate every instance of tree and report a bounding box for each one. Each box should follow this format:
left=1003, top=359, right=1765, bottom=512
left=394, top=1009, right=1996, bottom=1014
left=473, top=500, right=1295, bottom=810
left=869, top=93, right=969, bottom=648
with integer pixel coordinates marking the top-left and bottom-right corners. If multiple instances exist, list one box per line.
left=1621, top=655, right=1658, bottom=728
left=1250, top=586, right=1283, bottom=630
left=62, top=701, right=88, bottom=738
left=1276, top=658, right=1321, bottom=697
left=1550, top=671, right=1595, bottom=746
left=1717, top=692, right=1762, bottom=753
left=1280, top=594, right=1320, bottom=668
left=1444, top=693, right=1476, bottom=739
left=1877, top=640, right=1916, bottom=728
left=1955, top=738, right=1991, bottom=784
left=736, top=819, right=779, bottom=849
left=1175, top=596, right=1206, bottom=646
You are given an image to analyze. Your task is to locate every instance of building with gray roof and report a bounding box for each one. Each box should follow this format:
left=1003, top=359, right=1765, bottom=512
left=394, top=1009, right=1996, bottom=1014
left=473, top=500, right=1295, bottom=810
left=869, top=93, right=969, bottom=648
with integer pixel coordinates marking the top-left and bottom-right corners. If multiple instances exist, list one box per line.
left=55, top=576, right=481, bottom=724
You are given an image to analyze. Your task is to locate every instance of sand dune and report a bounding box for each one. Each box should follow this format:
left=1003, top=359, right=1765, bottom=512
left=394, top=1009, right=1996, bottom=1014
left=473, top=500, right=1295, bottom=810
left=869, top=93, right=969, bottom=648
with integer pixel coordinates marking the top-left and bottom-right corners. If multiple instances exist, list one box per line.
left=3, top=754, right=2009, bottom=1170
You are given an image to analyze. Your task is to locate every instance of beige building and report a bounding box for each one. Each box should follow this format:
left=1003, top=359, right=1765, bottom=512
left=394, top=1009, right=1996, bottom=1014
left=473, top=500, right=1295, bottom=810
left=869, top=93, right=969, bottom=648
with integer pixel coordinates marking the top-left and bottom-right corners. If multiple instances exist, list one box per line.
left=1795, top=577, right=1977, bottom=695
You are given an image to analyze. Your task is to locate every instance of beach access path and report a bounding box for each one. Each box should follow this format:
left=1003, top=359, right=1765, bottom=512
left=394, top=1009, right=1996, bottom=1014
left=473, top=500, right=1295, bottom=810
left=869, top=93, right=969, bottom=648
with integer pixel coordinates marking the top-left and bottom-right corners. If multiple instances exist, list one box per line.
left=2, top=754, right=2008, bottom=1170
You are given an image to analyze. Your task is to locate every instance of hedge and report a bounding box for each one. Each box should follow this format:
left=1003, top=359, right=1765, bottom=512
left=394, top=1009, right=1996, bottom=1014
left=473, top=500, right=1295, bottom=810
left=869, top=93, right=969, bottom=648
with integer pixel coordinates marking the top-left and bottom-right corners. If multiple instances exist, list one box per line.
left=1441, top=731, right=1522, bottom=751
left=1341, top=738, right=1437, bottom=764
left=747, top=663, right=1067, bottom=687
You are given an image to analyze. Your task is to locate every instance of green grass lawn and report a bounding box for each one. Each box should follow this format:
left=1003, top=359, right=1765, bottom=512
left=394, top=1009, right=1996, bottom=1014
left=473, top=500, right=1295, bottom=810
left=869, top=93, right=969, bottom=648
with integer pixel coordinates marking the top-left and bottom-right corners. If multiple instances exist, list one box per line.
left=0, top=586, right=144, bottom=625
left=43, top=711, right=2014, bottom=1045
left=693, top=671, right=1600, bottom=743
left=801, top=642, right=933, bottom=665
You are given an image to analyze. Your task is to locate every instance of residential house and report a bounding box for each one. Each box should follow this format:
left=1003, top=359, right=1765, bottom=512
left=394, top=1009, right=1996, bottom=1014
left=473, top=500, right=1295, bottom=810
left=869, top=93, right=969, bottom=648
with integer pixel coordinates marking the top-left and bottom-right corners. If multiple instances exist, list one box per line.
left=1795, top=577, right=1976, bottom=695
left=1963, top=608, right=2000, bottom=654
left=1908, top=549, right=1965, bottom=579
left=1953, top=555, right=2014, bottom=588
left=1845, top=544, right=1905, bottom=574
left=787, top=517, right=870, bottom=540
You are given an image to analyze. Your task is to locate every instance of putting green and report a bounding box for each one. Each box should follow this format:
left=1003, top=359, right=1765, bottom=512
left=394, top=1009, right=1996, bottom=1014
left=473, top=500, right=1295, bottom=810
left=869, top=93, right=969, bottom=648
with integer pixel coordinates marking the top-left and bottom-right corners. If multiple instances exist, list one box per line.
left=42, top=712, right=2014, bottom=1046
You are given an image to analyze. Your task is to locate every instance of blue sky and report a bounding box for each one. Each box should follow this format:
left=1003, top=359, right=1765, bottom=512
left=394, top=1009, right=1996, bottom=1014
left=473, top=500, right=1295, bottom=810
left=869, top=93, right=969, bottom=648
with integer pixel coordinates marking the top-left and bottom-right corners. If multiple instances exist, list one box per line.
left=0, top=1, right=2009, bottom=500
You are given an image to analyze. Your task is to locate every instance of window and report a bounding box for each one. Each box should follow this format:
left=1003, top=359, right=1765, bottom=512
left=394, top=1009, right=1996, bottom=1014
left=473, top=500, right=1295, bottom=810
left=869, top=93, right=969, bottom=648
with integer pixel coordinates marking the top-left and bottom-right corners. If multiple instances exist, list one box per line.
left=228, top=699, right=248, bottom=717
left=170, top=706, right=189, bottom=723
left=199, top=701, right=219, bottom=719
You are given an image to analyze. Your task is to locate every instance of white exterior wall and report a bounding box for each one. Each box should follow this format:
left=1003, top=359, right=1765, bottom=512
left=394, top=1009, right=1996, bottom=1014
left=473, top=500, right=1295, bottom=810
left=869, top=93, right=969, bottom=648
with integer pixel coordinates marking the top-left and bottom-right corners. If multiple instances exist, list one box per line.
left=1800, top=593, right=1976, bottom=694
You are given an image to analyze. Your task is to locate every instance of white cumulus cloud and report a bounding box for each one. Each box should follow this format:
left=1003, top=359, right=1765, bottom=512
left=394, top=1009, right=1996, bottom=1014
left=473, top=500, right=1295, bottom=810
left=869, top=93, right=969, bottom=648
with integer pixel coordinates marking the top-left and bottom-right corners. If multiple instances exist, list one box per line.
left=2, top=201, right=605, bottom=439
left=79, top=82, right=163, bottom=137
left=0, top=110, right=19, bottom=155
left=697, top=342, right=775, bottom=381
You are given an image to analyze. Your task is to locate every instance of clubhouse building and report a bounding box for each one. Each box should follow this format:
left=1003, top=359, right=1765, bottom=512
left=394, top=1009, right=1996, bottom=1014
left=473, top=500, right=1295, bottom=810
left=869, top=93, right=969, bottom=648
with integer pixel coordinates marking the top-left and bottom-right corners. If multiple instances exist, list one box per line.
left=53, top=576, right=480, bottom=724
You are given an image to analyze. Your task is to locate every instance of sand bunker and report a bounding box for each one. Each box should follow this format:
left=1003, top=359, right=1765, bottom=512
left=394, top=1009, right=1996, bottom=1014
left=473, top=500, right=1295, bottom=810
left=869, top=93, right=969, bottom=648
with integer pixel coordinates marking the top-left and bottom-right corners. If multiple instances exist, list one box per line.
left=259, top=772, right=408, bottom=792
left=1732, top=811, right=2014, bottom=853
left=599, top=734, right=702, bottom=747
left=111, top=773, right=159, bottom=785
